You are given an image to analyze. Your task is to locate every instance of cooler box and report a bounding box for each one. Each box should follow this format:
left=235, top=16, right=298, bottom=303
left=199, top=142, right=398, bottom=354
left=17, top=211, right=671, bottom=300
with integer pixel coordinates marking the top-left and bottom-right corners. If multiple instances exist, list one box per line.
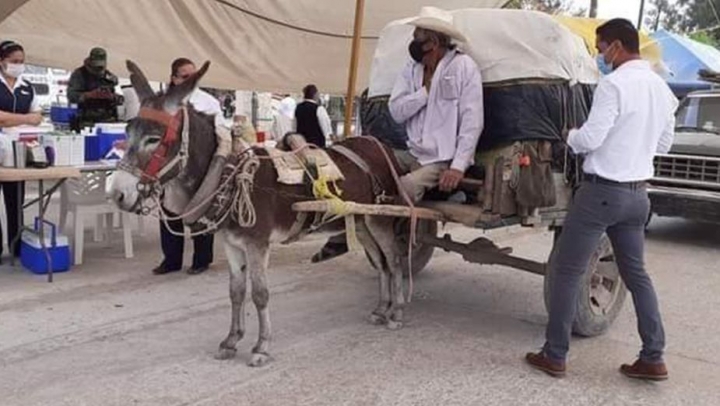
left=20, top=219, right=71, bottom=275
left=50, top=105, right=77, bottom=124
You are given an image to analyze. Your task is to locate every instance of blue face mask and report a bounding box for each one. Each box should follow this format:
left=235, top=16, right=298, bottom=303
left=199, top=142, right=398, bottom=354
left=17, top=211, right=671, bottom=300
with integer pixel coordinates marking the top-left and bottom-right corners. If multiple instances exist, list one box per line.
left=596, top=55, right=613, bottom=75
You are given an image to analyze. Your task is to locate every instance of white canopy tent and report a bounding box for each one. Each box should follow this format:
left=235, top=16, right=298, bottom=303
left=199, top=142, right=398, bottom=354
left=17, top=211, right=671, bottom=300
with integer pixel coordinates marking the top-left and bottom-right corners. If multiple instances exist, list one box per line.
left=369, top=9, right=600, bottom=97
left=0, top=0, right=508, bottom=94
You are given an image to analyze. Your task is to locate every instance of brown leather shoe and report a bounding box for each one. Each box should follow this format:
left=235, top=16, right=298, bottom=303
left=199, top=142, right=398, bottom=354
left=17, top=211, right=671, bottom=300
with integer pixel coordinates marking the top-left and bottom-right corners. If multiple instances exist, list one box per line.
left=525, top=351, right=566, bottom=377
left=620, top=359, right=668, bottom=381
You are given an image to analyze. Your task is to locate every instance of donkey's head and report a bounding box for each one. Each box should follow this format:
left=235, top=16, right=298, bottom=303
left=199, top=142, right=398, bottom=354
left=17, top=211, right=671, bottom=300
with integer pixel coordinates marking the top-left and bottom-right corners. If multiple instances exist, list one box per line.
left=111, top=60, right=216, bottom=214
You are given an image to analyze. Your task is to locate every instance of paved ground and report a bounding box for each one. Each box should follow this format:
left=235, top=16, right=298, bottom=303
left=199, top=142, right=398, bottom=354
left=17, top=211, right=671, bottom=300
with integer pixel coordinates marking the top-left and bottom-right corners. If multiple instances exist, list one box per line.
left=0, top=211, right=718, bottom=406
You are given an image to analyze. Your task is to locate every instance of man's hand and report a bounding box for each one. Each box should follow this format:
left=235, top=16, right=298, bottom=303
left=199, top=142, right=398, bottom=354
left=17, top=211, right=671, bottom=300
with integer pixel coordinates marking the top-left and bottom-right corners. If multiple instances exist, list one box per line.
left=439, top=168, right=464, bottom=192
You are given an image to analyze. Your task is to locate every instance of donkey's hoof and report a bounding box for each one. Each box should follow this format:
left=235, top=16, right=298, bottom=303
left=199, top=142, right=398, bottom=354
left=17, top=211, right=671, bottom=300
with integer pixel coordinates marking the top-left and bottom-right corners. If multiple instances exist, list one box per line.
left=215, top=348, right=237, bottom=360
left=367, top=313, right=387, bottom=326
left=248, top=352, right=271, bottom=367
left=386, top=320, right=404, bottom=330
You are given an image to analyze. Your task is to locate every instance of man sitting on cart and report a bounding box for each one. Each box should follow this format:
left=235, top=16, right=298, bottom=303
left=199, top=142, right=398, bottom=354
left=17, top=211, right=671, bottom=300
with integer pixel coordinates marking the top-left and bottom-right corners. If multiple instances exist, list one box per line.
left=311, top=7, right=484, bottom=263
left=389, top=6, right=484, bottom=202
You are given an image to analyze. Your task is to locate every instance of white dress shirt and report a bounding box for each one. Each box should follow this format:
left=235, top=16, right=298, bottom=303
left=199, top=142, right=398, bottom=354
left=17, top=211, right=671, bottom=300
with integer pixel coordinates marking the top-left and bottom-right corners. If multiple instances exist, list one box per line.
left=302, top=99, right=333, bottom=140
left=188, top=88, right=228, bottom=130
left=389, top=49, right=484, bottom=172
left=568, top=60, right=678, bottom=182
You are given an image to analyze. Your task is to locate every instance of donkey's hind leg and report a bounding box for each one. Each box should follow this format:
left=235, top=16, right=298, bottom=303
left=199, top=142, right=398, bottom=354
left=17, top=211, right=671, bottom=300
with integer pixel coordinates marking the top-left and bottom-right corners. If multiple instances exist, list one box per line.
left=357, top=217, right=391, bottom=325
left=364, top=216, right=406, bottom=330
left=216, top=235, right=248, bottom=360
left=246, top=242, right=272, bottom=367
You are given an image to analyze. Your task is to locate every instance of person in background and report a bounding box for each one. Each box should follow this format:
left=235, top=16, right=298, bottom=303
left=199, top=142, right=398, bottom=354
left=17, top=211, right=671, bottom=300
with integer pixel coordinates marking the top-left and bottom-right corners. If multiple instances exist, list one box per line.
left=270, top=95, right=296, bottom=141
left=525, top=19, right=677, bottom=381
left=152, top=57, right=231, bottom=276
left=0, top=40, right=41, bottom=261
left=295, top=84, right=333, bottom=147
left=67, top=47, right=122, bottom=130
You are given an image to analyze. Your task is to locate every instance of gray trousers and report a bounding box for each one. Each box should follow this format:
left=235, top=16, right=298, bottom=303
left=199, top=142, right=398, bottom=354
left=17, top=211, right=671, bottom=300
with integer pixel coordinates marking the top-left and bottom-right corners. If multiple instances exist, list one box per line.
left=544, top=180, right=665, bottom=363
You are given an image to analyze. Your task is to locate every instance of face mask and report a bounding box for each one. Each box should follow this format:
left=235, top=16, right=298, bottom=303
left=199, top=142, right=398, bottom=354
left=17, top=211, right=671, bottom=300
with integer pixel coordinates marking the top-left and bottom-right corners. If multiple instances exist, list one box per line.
left=408, top=39, right=430, bottom=63
left=597, top=42, right=618, bottom=75
left=3, top=62, right=25, bottom=78
left=596, top=55, right=613, bottom=75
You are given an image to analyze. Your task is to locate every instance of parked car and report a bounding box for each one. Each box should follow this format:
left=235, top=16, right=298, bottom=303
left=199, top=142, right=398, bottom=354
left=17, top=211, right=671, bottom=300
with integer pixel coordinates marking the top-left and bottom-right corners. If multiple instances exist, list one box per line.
left=648, top=89, right=720, bottom=224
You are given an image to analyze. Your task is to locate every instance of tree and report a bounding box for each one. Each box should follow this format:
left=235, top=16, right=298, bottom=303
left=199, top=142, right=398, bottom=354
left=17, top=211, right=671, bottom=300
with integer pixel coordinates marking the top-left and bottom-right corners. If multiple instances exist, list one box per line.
left=647, top=0, right=720, bottom=45
left=589, top=0, right=599, bottom=18
left=504, top=0, right=577, bottom=14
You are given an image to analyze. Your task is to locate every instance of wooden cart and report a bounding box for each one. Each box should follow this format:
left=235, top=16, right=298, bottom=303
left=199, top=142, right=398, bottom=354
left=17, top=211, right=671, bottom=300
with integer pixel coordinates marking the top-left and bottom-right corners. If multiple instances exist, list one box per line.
left=293, top=176, right=627, bottom=338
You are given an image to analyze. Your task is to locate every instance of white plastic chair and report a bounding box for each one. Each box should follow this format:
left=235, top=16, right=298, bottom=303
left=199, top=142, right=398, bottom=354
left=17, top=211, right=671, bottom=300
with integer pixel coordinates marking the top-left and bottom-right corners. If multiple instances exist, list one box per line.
left=59, top=171, right=135, bottom=265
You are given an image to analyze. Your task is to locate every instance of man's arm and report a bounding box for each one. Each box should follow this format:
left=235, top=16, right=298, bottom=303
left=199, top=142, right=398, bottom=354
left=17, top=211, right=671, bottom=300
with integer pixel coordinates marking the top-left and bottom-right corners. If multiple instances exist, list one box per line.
left=389, top=62, right=428, bottom=124
left=316, top=105, right=333, bottom=140
left=657, top=95, right=678, bottom=154
left=656, top=115, right=675, bottom=154
left=567, top=80, right=620, bottom=154
left=66, top=69, right=85, bottom=104
left=450, top=60, right=484, bottom=173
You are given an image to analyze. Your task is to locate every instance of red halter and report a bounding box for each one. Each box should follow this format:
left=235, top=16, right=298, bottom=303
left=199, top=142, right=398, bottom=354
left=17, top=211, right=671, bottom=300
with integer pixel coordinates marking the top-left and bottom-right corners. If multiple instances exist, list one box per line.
left=137, top=107, right=184, bottom=182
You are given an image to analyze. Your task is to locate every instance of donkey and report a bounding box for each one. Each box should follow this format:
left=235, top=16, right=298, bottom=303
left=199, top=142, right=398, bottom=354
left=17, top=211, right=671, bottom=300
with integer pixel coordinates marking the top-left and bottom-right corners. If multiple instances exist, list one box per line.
left=110, top=61, right=413, bottom=366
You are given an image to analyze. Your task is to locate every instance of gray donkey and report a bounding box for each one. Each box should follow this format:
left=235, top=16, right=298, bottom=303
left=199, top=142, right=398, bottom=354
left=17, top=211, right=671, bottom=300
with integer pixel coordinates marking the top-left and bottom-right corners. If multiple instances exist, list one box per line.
left=110, top=61, right=417, bottom=366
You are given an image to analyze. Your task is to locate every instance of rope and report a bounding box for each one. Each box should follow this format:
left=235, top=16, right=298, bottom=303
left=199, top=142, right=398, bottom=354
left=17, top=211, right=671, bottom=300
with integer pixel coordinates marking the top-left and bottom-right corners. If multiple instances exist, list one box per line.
left=234, top=155, right=260, bottom=227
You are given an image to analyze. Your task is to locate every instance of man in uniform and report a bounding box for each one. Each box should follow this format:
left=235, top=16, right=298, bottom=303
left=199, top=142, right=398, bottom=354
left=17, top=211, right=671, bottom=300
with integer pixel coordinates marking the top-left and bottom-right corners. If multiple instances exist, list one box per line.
left=68, top=47, right=122, bottom=129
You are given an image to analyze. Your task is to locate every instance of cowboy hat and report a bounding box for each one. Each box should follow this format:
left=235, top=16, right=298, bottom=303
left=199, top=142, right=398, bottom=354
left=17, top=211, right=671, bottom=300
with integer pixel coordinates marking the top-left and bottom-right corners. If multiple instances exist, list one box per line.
left=406, top=7, right=467, bottom=43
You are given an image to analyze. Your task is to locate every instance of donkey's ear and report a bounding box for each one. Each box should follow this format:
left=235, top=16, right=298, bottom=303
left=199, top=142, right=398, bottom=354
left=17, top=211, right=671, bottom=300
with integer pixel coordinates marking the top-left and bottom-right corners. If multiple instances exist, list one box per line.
left=126, top=60, right=154, bottom=102
left=164, top=61, right=211, bottom=113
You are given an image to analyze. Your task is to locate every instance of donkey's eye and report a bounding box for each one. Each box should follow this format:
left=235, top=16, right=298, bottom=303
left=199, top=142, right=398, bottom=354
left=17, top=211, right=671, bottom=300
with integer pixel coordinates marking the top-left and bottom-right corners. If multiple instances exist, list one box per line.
left=143, top=136, right=162, bottom=147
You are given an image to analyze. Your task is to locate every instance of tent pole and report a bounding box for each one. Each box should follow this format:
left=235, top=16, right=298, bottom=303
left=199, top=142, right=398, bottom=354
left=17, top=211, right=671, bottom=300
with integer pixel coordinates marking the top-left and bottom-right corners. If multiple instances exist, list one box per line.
left=637, top=0, right=646, bottom=29
left=343, top=0, right=365, bottom=137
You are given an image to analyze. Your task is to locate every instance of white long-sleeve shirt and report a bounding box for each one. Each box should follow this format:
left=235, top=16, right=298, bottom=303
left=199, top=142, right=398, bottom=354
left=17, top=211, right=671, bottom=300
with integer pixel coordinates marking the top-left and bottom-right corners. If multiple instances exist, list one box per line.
left=389, top=49, right=484, bottom=172
left=568, top=60, right=678, bottom=182
left=188, top=88, right=229, bottom=130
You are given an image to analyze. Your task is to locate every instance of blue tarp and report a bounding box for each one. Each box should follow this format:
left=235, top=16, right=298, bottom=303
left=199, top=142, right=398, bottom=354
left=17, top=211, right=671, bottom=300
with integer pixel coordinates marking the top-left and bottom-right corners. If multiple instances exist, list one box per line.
left=651, top=29, right=720, bottom=97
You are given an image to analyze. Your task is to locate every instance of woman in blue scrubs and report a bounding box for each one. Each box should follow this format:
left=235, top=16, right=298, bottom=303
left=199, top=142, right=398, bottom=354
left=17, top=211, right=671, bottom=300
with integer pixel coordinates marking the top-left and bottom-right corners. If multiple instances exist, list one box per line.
left=0, top=40, right=42, bottom=259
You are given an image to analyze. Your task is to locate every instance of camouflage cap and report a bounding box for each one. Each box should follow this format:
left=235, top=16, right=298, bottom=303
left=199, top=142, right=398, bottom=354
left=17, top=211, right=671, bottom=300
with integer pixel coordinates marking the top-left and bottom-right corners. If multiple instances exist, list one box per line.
left=88, top=47, right=107, bottom=67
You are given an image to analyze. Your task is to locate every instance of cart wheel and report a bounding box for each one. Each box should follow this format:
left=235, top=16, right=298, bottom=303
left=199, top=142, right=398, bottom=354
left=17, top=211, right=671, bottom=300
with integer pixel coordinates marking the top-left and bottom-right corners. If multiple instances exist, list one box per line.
left=365, top=219, right=437, bottom=277
left=544, top=232, right=627, bottom=337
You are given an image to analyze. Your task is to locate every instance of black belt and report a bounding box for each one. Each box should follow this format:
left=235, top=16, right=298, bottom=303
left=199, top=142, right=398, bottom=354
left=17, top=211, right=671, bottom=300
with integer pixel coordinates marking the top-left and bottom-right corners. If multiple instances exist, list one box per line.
left=583, top=173, right=646, bottom=190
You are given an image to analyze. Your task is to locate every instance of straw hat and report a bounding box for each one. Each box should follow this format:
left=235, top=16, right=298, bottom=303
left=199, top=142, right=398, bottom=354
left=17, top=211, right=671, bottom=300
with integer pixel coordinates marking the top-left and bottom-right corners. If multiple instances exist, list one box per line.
left=406, top=7, right=467, bottom=43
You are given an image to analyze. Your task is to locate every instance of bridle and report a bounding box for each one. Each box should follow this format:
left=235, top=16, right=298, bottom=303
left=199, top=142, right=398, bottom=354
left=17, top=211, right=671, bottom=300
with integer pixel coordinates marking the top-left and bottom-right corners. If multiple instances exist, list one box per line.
left=118, top=104, right=190, bottom=201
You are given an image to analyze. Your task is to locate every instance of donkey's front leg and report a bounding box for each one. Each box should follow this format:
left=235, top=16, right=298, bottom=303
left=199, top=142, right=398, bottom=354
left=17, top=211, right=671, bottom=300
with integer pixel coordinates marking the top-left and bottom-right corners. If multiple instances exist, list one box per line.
left=247, top=243, right=272, bottom=367
left=216, top=237, right=248, bottom=360
left=357, top=218, right=391, bottom=325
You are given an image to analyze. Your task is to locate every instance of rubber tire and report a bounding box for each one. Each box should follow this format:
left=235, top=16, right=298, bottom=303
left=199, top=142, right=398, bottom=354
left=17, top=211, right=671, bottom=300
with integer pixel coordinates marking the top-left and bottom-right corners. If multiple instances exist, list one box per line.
left=365, top=219, right=437, bottom=277
left=544, top=232, right=628, bottom=337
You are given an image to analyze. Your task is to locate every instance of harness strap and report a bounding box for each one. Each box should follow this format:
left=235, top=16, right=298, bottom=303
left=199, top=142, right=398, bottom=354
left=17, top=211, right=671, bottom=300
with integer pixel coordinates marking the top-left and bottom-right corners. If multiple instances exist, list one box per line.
left=330, top=144, right=386, bottom=200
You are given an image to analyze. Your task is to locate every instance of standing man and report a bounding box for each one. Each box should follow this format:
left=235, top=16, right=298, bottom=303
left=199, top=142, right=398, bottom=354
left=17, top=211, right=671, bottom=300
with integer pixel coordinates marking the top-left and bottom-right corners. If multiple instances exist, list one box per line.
left=67, top=47, right=122, bottom=129
left=295, top=84, right=333, bottom=148
left=152, top=58, right=230, bottom=276
left=525, top=19, right=678, bottom=381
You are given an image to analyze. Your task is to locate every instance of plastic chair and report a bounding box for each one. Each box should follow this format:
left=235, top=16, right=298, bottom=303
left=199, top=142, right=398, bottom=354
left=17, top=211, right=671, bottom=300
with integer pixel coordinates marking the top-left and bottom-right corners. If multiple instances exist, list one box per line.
left=59, top=171, right=135, bottom=265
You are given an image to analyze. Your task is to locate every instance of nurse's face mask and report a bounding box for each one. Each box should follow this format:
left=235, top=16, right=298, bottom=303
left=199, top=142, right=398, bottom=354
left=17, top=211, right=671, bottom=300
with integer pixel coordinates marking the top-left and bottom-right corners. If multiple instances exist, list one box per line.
left=1, top=51, right=25, bottom=78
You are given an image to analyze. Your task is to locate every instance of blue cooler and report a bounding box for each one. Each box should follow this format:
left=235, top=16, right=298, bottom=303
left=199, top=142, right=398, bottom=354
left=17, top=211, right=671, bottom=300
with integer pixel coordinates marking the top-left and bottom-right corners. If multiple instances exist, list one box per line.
left=50, top=105, right=77, bottom=124
left=20, top=219, right=71, bottom=275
